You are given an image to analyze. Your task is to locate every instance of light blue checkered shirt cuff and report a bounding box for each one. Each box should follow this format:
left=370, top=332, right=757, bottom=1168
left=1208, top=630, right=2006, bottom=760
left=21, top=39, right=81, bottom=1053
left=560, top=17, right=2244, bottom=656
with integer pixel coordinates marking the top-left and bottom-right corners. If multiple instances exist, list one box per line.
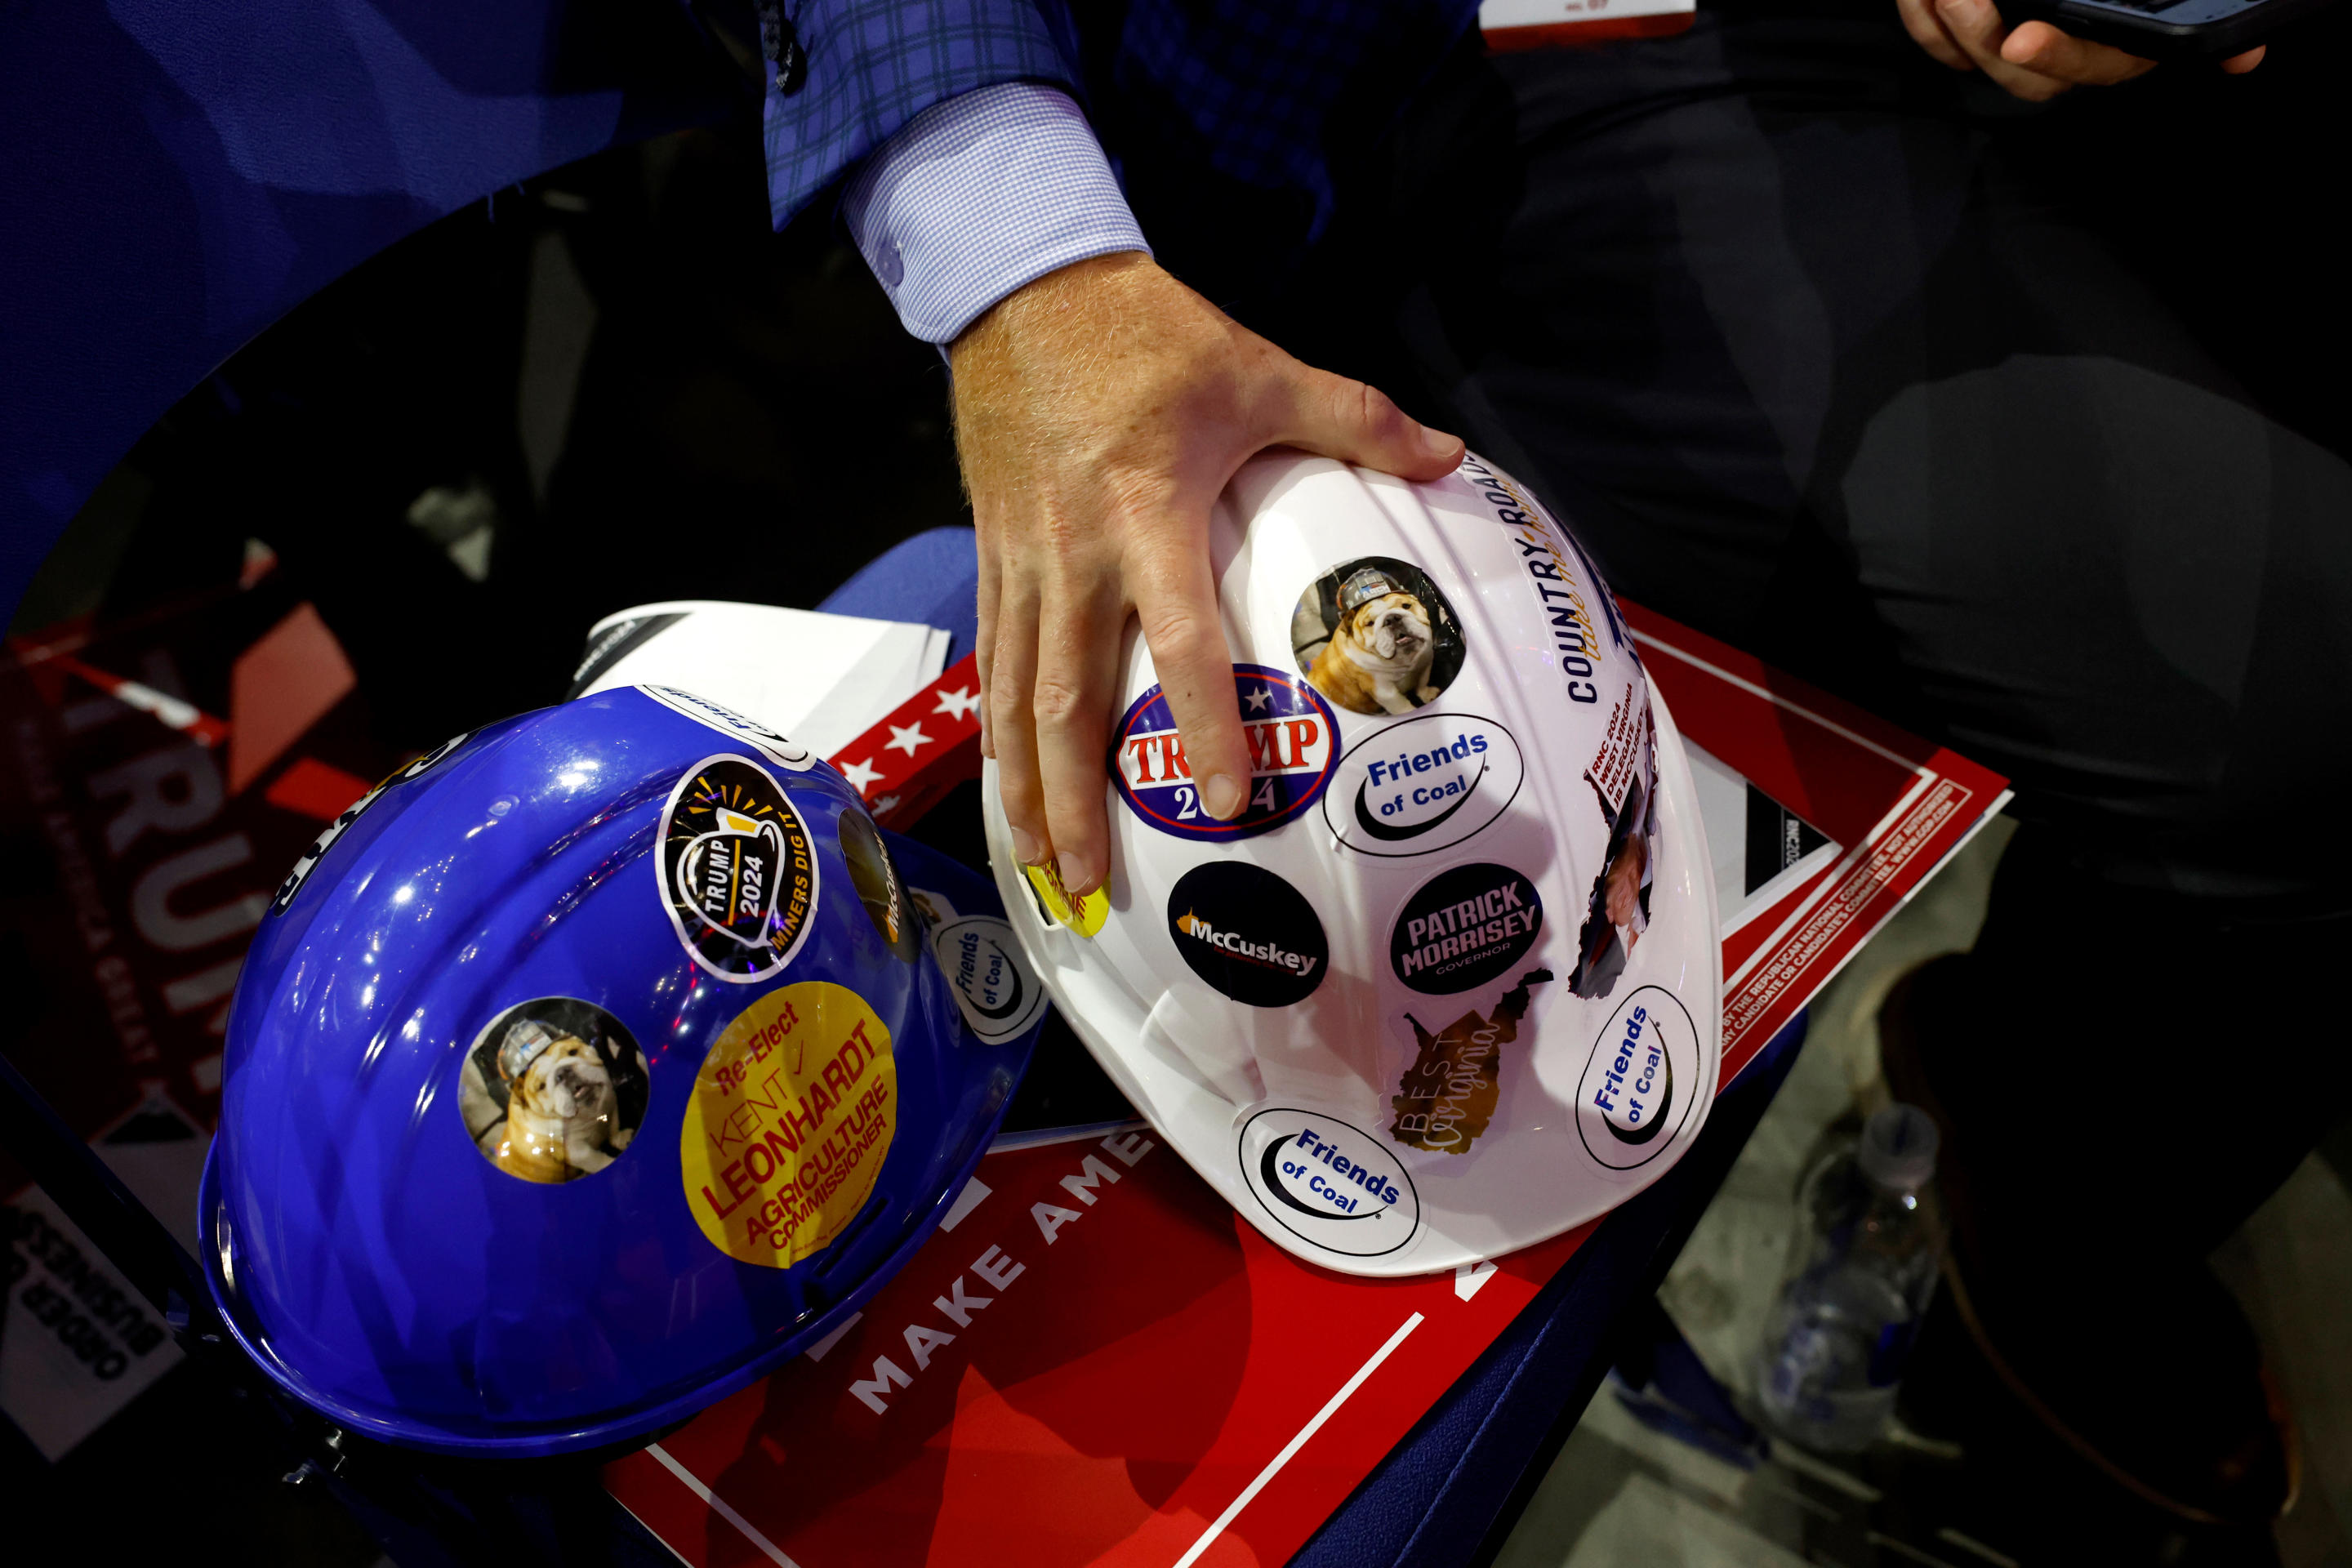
left=844, top=82, right=1151, bottom=345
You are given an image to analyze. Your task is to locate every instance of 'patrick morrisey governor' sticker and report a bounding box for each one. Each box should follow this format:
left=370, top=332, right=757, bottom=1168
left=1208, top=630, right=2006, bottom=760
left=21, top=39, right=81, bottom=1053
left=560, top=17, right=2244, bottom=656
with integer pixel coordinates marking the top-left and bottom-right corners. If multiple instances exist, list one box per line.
left=1236, top=1107, right=1419, bottom=1258
left=1575, top=985, right=1701, bottom=1171
left=659, top=755, right=818, bottom=983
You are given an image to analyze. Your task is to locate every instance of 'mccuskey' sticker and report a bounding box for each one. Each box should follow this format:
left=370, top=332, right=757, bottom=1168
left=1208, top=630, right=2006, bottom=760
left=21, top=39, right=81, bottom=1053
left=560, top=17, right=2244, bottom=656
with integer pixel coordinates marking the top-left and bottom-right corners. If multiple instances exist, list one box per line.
left=930, top=915, right=1047, bottom=1045
left=659, top=755, right=818, bottom=983
left=1167, top=862, right=1327, bottom=1009
left=639, top=684, right=817, bottom=772
left=1575, top=985, right=1700, bottom=1171
left=1237, top=1108, right=1419, bottom=1258
left=1325, top=712, right=1524, bottom=858
left=1112, top=665, right=1338, bottom=842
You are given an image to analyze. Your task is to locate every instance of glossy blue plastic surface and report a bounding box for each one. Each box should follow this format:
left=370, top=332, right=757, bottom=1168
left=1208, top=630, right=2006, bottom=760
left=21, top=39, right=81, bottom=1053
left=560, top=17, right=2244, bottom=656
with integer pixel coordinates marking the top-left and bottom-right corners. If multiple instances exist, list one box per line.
left=199, top=687, right=1037, bottom=1455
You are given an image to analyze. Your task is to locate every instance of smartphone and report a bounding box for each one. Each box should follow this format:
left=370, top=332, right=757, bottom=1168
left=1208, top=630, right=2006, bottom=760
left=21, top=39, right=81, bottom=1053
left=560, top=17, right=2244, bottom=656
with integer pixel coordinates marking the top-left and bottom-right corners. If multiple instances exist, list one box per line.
left=1994, top=0, right=2340, bottom=60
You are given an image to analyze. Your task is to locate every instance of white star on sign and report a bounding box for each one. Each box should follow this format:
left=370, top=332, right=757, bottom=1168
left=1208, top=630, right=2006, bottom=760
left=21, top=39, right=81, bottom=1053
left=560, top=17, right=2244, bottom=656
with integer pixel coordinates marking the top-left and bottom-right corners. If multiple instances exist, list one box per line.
left=884, top=722, right=932, bottom=756
left=1244, top=686, right=1272, bottom=714
left=873, top=794, right=902, bottom=816
left=932, top=685, right=982, bottom=721
left=838, top=757, right=885, bottom=793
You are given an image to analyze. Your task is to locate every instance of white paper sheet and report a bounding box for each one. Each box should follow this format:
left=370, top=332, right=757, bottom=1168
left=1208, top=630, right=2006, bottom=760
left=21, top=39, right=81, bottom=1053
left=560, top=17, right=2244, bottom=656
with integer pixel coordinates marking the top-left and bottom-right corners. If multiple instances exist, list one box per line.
left=575, top=601, right=950, bottom=759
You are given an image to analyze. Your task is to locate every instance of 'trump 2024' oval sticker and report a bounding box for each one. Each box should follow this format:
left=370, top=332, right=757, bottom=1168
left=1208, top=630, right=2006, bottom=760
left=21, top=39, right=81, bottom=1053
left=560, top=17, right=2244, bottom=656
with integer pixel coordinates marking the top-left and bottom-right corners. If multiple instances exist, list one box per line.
left=1111, top=666, right=1339, bottom=842
left=1236, top=1107, right=1419, bottom=1258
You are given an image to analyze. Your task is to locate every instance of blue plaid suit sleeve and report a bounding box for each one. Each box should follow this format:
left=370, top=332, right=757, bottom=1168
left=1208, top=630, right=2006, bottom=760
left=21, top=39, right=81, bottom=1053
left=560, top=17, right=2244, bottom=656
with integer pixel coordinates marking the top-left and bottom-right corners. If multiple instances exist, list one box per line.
left=763, top=0, right=1076, bottom=229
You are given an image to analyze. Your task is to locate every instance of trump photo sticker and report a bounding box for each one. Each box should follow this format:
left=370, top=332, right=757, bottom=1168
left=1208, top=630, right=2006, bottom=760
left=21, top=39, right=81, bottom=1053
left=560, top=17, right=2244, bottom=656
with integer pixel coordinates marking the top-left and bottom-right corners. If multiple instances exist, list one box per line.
left=1290, top=556, right=1466, bottom=719
left=1570, top=695, right=1660, bottom=1001
left=460, top=998, right=651, bottom=1185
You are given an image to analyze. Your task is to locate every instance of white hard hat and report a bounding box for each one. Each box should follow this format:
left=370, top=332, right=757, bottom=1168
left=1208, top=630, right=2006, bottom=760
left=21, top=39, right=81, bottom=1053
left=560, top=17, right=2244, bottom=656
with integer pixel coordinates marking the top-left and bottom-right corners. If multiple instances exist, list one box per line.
left=984, top=451, right=1722, bottom=1276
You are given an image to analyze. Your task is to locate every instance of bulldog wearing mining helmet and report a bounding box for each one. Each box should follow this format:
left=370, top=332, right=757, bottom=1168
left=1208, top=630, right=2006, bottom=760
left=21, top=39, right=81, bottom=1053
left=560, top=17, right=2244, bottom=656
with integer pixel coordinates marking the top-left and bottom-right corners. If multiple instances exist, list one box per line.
left=1309, top=566, right=1442, bottom=716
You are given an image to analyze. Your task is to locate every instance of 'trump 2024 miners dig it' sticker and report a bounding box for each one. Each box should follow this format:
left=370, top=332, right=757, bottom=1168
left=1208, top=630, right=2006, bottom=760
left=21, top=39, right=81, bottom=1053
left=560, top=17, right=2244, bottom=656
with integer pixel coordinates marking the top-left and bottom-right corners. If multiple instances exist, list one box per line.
left=681, top=982, right=897, bottom=1268
left=1324, top=712, right=1525, bottom=858
left=660, top=756, right=818, bottom=983
left=929, top=915, right=1048, bottom=1045
left=1111, top=664, right=1339, bottom=842
left=1575, top=985, right=1700, bottom=1172
left=1237, top=1108, right=1419, bottom=1259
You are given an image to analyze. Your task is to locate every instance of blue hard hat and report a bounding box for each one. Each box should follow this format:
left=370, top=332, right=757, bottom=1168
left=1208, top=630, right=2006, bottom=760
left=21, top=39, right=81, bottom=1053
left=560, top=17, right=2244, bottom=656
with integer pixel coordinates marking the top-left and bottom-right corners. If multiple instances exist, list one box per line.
left=200, top=685, right=1042, bottom=1456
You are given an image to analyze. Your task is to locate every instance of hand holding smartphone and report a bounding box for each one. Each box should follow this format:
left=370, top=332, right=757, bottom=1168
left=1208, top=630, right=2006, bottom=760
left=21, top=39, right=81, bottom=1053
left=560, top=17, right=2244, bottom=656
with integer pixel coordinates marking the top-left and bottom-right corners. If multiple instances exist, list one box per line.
left=1994, top=0, right=2336, bottom=62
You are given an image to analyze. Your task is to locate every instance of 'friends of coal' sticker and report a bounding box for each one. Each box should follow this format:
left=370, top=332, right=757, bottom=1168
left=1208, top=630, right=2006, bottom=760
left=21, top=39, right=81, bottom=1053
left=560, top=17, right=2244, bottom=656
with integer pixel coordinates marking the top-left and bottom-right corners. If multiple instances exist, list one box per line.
left=1392, top=967, right=1552, bottom=1156
left=659, top=755, right=817, bottom=982
left=1575, top=985, right=1701, bottom=1171
left=1111, top=665, right=1338, bottom=842
left=1325, top=713, right=1524, bottom=858
left=1237, top=1108, right=1419, bottom=1258
left=680, top=982, right=896, bottom=1268
left=1166, top=862, right=1328, bottom=1009
left=638, top=684, right=817, bottom=772
left=1390, top=862, right=1544, bottom=995
left=930, top=915, right=1047, bottom=1045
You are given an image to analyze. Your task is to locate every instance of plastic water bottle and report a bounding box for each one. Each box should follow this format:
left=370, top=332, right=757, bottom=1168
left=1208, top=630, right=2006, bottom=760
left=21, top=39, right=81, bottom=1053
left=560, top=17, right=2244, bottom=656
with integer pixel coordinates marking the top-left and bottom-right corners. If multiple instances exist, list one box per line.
left=1757, top=1103, right=1944, bottom=1452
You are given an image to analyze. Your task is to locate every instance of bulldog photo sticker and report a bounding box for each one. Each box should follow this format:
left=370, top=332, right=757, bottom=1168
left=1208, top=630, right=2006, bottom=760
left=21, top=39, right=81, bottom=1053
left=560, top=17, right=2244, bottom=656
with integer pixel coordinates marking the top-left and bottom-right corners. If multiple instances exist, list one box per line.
left=459, top=998, right=650, bottom=1185
left=1290, top=555, right=1465, bottom=719
left=659, top=755, right=819, bottom=983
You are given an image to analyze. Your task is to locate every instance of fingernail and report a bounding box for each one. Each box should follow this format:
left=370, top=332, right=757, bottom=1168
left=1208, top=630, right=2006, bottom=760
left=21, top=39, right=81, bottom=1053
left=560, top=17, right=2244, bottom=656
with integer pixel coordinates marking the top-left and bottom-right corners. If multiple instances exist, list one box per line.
left=1010, top=826, right=1042, bottom=864
left=1421, top=426, right=1461, bottom=460
left=1203, top=773, right=1246, bottom=820
left=1058, top=851, right=1098, bottom=898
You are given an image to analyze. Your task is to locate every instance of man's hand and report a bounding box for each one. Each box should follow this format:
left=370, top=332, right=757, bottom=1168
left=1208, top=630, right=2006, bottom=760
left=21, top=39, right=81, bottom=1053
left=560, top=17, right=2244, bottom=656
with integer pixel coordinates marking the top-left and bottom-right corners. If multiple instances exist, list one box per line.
left=952, top=252, right=1464, bottom=898
left=1896, top=0, right=2264, bottom=100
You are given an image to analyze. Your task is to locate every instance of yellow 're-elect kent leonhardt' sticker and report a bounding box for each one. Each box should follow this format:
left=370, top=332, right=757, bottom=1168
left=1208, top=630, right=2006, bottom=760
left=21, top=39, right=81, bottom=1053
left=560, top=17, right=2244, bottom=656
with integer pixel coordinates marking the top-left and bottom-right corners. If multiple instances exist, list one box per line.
left=1022, top=859, right=1108, bottom=938
left=680, top=982, right=895, bottom=1269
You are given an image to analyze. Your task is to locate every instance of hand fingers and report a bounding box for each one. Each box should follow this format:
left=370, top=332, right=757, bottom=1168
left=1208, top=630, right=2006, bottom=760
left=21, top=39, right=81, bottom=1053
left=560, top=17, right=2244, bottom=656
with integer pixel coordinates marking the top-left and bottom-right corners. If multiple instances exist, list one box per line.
left=1260, top=359, right=1465, bottom=483
left=1128, top=525, right=1254, bottom=824
left=1932, top=0, right=2073, bottom=99
left=987, top=569, right=1050, bottom=869
left=2221, top=43, right=2266, bottom=73
left=974, top=517, right=1001, bottom=760
left=1998, top=20, right=2156, bottom=85
left=1031, top=564, right=1125, bottom=896
left=1895, top=0, right=1976, bottom=70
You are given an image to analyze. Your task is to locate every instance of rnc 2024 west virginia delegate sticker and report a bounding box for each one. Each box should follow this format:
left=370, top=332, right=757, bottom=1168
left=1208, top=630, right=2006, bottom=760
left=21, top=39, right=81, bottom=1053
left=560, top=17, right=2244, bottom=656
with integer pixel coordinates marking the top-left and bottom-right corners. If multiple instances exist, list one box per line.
left=1111, top=665, right=1339, bottom=842
left=658, top=755, right=818, bottom=983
